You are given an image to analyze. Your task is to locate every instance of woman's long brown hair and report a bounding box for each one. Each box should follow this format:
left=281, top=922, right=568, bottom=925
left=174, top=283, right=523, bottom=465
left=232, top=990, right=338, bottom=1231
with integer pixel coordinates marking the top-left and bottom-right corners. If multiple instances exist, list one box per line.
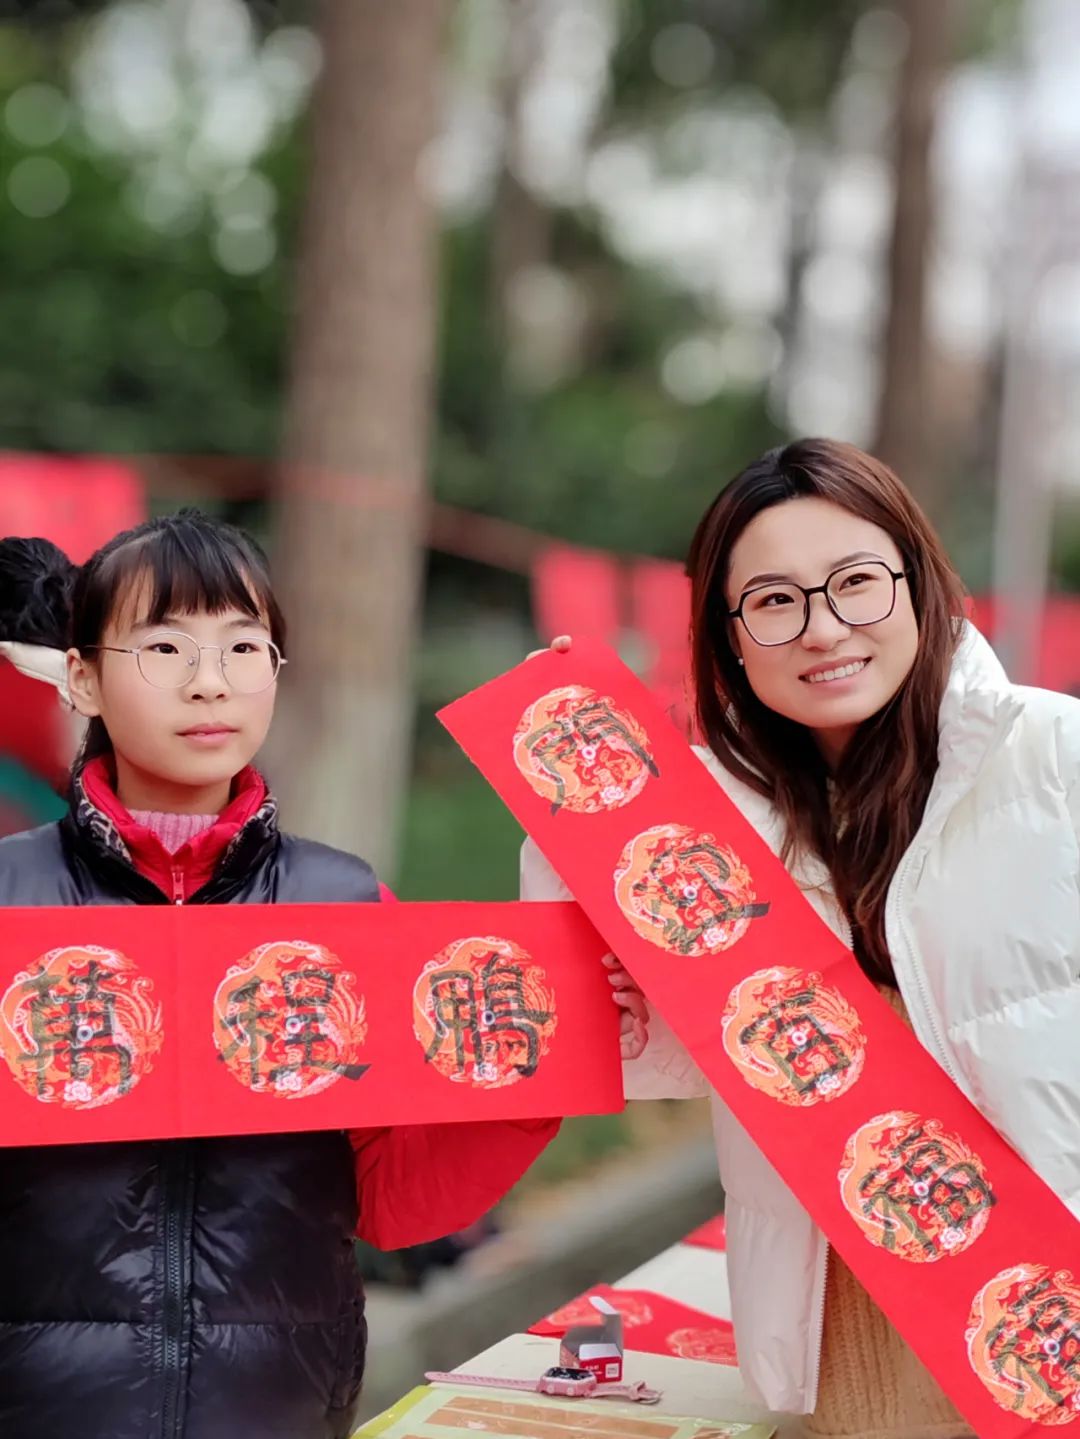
left=687, top=439, right=965, bottom=986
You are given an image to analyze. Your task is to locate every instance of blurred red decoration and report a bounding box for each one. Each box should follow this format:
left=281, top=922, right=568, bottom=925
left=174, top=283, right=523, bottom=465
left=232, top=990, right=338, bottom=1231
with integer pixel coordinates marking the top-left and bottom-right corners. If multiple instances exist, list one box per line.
left=0, top=454, right=146, bottom=833
left=533, top=545, right=1080, bottom=715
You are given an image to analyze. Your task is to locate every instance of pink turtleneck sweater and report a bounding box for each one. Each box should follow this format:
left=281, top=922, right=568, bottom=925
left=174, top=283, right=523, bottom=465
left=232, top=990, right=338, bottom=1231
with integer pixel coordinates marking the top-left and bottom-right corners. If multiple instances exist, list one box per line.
left=128, top=809, right=218, bottom=854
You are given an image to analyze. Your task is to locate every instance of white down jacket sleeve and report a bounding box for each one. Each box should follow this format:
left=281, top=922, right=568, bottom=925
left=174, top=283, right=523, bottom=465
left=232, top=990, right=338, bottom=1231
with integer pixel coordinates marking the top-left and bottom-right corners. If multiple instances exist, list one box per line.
left=519, top=837, right=709, bottom=1102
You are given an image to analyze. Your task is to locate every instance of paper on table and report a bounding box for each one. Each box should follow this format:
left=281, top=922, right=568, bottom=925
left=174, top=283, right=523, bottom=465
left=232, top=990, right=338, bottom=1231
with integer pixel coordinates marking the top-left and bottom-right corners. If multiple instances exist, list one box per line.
left=353, top=1384, right=776, bottom=1439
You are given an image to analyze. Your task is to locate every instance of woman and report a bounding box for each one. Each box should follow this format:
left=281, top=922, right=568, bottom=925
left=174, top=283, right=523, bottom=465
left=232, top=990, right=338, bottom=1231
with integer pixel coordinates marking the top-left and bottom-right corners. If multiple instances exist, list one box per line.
left=523, top=438, right=1080, bottom=1437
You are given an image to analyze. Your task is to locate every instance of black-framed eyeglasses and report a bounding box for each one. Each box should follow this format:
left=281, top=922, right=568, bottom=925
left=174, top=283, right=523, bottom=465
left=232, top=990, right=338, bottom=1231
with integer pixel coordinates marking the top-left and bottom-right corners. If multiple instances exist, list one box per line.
left=85, top=630, right=286, bottom=693
left=728, top=562, right=908, bottom=648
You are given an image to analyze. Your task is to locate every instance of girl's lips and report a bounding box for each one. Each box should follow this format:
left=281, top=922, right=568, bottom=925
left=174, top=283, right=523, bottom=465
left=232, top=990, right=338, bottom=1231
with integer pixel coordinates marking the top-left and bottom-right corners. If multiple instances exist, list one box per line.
left=178, top=727, right=238, bottom=745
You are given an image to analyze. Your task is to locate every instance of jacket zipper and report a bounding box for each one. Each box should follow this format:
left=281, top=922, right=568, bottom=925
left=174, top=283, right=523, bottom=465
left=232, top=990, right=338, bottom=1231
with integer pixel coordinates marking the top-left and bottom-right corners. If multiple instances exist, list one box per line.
left=159, top=1140, right=194, bottom=1439
left=807, top=1235, right=829, bottom=1411
left=172, top=867, right=184, bottom=905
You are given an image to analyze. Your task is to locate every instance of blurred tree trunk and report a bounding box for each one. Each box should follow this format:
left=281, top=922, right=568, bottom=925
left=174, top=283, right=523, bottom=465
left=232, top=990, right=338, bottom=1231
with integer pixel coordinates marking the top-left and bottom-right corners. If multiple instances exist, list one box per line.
left=873, top=0, right=951, bottom=508
left=268, top=0, right=446, bottom=874
left=490, top=0, right=551, bottom=341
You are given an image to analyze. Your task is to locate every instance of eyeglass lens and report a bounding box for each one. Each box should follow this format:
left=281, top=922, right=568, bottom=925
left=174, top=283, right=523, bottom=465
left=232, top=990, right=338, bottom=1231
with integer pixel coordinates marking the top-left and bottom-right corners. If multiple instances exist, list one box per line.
left=137, top=633, right=281, bottom=692
left=739, top=562, right=897, bottom=646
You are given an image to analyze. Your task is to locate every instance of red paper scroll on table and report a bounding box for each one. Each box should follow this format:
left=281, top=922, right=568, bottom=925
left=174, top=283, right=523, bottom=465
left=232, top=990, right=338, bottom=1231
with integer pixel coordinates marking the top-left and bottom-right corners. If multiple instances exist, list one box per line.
left=0, top=901, right=621, bottom=1147
left=530, top=1284, right=738, bottom=1367
left=439, top=643, right=1080, bottom=1437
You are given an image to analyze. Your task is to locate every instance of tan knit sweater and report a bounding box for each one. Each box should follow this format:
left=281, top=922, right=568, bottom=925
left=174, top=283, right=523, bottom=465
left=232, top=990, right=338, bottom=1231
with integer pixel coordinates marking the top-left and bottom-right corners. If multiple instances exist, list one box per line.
left=802, top=989, right=975, bottom=1439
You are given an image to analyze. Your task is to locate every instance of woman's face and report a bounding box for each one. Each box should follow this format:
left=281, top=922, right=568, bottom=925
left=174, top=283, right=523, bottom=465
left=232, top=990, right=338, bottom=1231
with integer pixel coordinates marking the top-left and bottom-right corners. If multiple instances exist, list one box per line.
left=724, top=496, right=919, bottom=766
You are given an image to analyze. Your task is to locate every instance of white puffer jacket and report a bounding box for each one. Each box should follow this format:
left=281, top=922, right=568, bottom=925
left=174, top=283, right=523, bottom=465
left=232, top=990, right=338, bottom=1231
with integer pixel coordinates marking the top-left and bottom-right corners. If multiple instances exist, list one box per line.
left=521, top=624, right=1080, bottom=1414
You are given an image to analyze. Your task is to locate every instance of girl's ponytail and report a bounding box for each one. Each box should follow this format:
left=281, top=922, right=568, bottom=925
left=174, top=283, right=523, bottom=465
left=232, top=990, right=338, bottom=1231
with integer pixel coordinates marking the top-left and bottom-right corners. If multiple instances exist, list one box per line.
left=0, top=538, right=77, bottom=704
left=0, top=537, right=76, bottom=649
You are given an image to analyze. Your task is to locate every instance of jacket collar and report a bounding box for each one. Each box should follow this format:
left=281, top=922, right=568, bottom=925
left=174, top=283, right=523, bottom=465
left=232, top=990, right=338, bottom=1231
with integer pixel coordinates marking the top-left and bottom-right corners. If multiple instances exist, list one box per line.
left=67, top=757, right=278, bottom=902
left=919, top=621, right=1024, bottom=838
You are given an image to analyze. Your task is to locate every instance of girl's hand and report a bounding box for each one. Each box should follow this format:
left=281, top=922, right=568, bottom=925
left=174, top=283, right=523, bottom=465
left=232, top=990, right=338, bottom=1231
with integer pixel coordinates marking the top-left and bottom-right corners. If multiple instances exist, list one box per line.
left=526, top=634, right=572, bottom=661
left=603, top=951, right=649, bottom=1060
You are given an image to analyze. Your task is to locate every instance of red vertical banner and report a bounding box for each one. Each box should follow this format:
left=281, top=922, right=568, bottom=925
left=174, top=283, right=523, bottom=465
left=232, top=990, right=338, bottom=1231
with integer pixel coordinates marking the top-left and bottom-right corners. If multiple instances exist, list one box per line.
left=532, top=545, right=622, bottom=647
left=0, top=453, right=145, bottom=561
left=629, top=558, right=692, bottom=736
left=970, top=595, right=1080, bottom=696
left=439, top=643, right=1080, bottom=1438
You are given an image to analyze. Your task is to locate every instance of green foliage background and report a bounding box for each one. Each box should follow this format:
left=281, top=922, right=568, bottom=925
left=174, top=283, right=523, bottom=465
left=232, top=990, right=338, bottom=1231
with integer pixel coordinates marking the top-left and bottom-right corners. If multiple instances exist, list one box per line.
left=0, top=0, right=1067, bottom=916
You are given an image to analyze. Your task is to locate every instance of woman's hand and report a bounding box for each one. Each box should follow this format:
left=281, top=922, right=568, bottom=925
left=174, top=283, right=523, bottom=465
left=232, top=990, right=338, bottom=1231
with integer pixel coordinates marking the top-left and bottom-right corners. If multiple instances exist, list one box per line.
left=527, top=634, right=572, bottom=661
left=604, top=951, right=649, bottom=1060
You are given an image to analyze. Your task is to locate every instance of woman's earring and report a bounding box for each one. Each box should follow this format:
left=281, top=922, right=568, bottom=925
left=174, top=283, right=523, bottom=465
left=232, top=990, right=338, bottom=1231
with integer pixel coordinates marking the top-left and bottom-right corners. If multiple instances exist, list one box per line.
left=737, top=657, right=745, bottom=667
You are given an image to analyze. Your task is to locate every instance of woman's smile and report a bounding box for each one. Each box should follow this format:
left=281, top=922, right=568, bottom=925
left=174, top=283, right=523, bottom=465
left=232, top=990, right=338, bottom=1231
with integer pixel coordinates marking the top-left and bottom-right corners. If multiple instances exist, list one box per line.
left=800, top=658, right=871, bottom=686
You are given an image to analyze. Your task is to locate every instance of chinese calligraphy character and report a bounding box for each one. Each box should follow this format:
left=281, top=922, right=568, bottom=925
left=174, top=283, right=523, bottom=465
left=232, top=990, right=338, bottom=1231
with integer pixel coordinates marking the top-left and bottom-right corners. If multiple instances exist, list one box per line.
left=722, top=967, right=867, bottom=1107
left=742, top=988, right=853, bottom=1098
left=994, top=1273, right=1080, bottom=1402
left=0, top=946, right=162, bottom=1110
left=415, top=937, right=558, bottom=1089
left=616, top=824, right=769, bottom=957
left=214, top=941, right=369, bottom=1099
left=514, top=687, right=658, bottom=814
left=842, top=1112, right=995, bottom=1261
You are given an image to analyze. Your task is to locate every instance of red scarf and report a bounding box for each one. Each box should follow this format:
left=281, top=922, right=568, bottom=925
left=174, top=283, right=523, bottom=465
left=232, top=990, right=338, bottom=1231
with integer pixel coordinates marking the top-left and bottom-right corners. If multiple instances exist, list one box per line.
left=80, top=757, right=268, bottom=902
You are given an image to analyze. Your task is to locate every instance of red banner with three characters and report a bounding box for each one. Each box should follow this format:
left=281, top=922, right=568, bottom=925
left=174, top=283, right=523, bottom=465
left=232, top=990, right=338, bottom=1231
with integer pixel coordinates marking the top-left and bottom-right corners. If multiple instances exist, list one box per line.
left=439, top=643, right=1080, bottom=1438
left=0, top=902, right=622, bottom=1145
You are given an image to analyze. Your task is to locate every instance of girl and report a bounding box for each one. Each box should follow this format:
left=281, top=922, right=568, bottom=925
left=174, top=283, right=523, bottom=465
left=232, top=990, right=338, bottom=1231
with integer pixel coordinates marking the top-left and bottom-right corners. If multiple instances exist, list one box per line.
left=0, top=508, right=613, bottom=1439
left=523, top=439, right=1080, bottom=1438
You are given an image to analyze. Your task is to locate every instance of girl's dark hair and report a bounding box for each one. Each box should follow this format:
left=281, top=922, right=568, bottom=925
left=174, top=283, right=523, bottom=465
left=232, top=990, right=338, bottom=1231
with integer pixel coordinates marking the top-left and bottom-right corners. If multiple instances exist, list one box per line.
left=0, top=509, right=285, bottom=767
left=687, top=438, right=965, bottom=986
left=0, top=536, right=77, bottom=646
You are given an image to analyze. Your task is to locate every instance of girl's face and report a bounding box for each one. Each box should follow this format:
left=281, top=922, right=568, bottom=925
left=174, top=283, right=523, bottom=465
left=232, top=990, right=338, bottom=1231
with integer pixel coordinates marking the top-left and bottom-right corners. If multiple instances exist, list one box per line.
left=724, top=496, right=919, bottom=766
left=68, top=586, right=278, bottom=812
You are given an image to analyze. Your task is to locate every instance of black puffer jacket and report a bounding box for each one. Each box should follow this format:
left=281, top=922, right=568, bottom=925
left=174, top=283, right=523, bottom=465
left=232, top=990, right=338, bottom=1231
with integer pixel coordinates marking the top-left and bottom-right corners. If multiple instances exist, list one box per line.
left=0, top=777, right=378, bottom=1439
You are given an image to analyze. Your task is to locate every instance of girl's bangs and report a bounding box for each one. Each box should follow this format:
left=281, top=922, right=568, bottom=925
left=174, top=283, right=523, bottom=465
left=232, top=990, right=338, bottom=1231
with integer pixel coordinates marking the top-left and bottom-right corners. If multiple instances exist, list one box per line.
left=102, top=527, right=274, bottom=633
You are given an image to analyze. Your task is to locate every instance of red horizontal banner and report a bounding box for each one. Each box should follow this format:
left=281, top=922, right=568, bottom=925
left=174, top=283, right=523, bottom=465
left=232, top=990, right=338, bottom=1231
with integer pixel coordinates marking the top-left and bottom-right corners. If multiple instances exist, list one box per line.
left=440, top=644, right=1080, bottom=1437
left=0, top=901, right=622, bottom=1146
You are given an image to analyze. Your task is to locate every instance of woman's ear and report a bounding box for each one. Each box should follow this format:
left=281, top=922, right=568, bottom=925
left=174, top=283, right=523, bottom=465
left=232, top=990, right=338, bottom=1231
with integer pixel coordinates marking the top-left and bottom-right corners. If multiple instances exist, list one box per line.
left=66, top=649, right=102, bottom=719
